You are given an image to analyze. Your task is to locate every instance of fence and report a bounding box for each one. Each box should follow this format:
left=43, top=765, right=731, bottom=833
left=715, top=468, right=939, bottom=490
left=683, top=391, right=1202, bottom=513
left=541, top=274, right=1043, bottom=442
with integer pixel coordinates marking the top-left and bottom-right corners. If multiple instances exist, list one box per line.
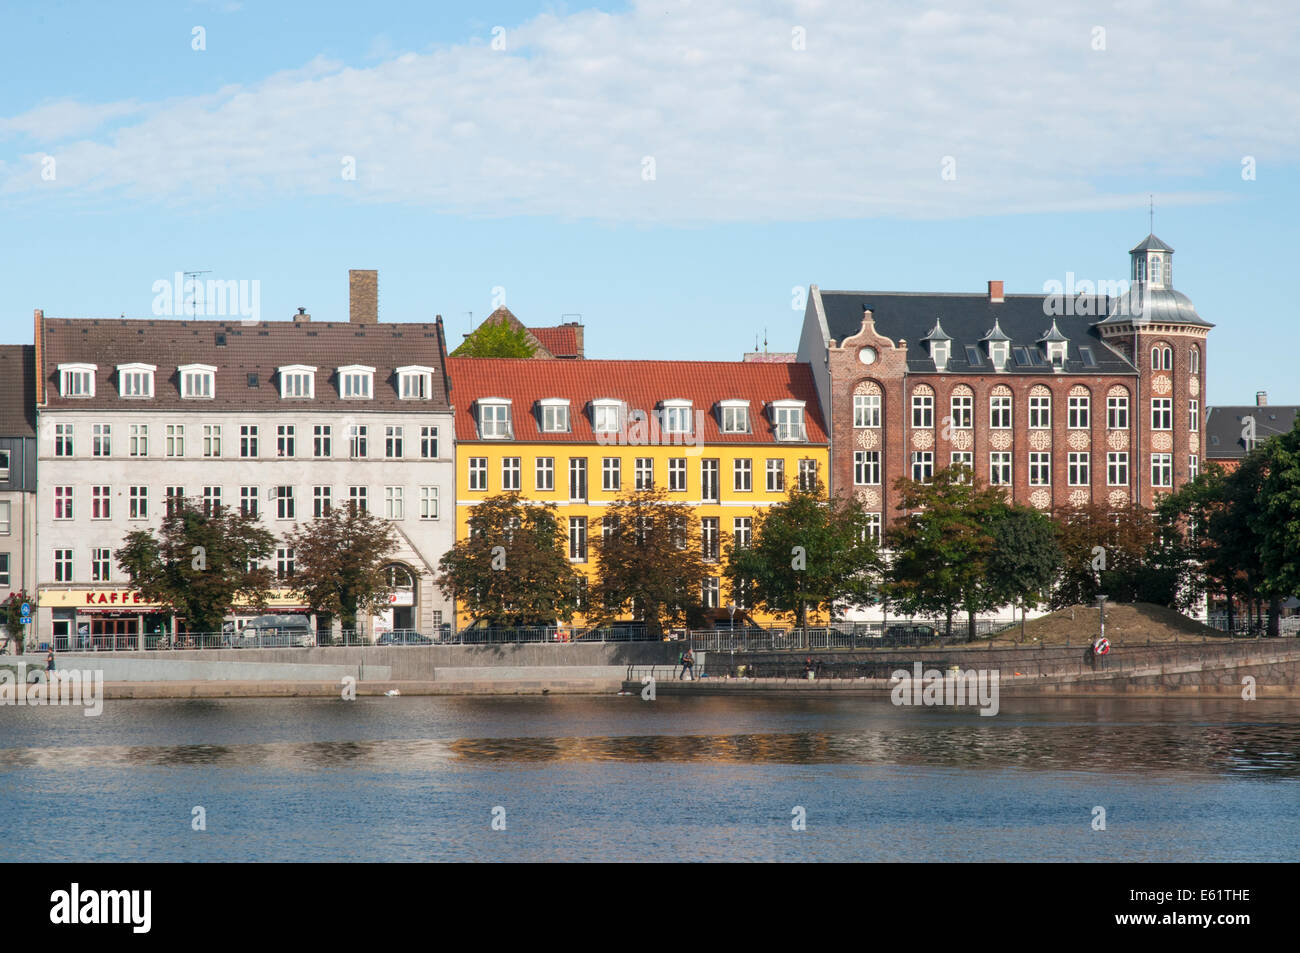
left=50, top=628, right=372, bottom=652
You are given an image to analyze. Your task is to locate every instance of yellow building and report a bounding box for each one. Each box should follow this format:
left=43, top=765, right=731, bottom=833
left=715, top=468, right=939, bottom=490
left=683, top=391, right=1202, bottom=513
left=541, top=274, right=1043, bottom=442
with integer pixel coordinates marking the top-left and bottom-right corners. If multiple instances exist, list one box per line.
left=448, top=358, right=831, bottom=629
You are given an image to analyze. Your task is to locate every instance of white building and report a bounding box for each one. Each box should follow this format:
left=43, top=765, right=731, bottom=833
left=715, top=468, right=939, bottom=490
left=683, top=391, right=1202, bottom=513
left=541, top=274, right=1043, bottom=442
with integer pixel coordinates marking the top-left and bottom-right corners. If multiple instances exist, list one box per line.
left=33, top=298, right=456, bottom=646
left=1, top=345, right=38, bottom=643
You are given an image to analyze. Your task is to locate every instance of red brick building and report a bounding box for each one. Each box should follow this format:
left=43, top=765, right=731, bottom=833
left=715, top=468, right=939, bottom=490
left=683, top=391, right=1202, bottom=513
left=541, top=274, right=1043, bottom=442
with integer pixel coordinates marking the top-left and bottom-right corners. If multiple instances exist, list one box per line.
left=796, top=234, right=1212, bottom=527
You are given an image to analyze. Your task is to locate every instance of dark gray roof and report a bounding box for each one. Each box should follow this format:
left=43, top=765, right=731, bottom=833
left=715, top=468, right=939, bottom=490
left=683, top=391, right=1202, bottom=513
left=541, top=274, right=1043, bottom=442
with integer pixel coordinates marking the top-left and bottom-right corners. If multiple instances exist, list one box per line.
left=1096, top=285, right=1212, bottom=328
left=0, top=344, right=37, bottom=436
left=1205, top=405, right=1300, bottom=459
left=921, top=319, right=951, bottom=343
left=818, top=291, right=1138, bottom=375
left=1037, top=319, right=1068, bottom=343
left=1131, top=233, right=1174, bottom=253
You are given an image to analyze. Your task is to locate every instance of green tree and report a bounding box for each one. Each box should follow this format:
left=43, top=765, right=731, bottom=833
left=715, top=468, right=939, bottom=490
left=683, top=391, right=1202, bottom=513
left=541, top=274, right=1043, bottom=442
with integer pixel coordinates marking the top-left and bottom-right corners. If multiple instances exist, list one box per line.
left=723, top=480, right=880, bottom=627
left=115, top=499, right=277, bottom=633
left=436, top=493, right=579, bottom=625
left=589, top=487, right=708, bottom=636
left=2, top=591, right=34, bottom=653
left=1252, top=418, right=1300, bottom=635
left=450, top=319, right=537, bottom=358
left=1050, top=503, right=1173, bottom=608
left=283, top=502, right=401, bottom=633
left=987, top=505, right=1062, bottom=638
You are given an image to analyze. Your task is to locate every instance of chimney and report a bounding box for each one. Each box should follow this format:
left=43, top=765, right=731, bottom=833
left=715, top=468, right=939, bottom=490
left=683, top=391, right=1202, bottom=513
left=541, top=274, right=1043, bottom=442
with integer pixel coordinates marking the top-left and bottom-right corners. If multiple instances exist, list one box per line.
left=988, top=280, right=1004, bottom=303
left=349, top=270, right=378, bottom=324
left=571, top=322, right=585, bottom=359
left=1257, top=391, right=1268, bottom=407
left=293, top=307, right=311, bottom=324
left=33, top=309, right=44, bottom=405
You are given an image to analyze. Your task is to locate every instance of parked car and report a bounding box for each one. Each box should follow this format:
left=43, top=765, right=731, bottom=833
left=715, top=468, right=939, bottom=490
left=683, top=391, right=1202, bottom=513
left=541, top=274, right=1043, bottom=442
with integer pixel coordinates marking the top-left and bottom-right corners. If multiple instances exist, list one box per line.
left=457, top=617, right=559, bottom=643
left=234, top=614, right=315, bottom=648
left=376, top=631, right=434, bottom=645
left=882, top=623, right=940, bottom=645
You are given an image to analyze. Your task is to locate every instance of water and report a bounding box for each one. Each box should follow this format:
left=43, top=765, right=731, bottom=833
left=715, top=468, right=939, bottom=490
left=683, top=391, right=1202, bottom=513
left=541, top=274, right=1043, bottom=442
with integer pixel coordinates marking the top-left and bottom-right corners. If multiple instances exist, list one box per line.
left=1, top=695, right=1297, bottom=861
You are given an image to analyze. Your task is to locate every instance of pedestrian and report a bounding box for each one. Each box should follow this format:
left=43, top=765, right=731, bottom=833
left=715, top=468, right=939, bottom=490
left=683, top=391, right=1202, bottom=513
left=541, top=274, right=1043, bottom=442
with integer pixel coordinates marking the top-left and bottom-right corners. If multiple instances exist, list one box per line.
left=682, top=648, right=695, bottom=681
left=676, top=648, right=686, bottom=680
left=46, top=647, right=56, bottom=686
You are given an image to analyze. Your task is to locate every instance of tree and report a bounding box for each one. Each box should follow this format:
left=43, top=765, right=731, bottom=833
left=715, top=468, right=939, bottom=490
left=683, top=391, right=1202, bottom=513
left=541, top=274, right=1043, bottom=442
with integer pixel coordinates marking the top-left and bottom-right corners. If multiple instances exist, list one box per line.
left=450, top=319, right=537, bottom=358
left=1049, top=503, right=1173, bottom=608
left=115, top=499, right=277, bottom=633
left=283, top=502, right=401, bottom=633
left=2, top=591, right=33, bottom=653
left=589, top=487, right=708, bottom=636
left=1252, top=418, right=1300, bottom=635
left=987, top=505, right=1062, bottom=637
left=723, top=480, right=880, bottom=627
left=884, top=466, right=1008, bottom=640
left=436, top=493, right=580, bottom=625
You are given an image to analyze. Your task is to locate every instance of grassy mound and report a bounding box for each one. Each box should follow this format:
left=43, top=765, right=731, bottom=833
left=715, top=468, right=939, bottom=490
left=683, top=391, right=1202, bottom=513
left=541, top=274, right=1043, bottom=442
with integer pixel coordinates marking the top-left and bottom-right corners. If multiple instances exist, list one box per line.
left=987, top=602, right=1223, bottom=646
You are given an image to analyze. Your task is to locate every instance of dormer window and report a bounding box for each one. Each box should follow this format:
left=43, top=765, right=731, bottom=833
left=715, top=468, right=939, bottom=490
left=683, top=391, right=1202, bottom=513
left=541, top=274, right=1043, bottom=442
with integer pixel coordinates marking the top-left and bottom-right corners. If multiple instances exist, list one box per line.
left=278, top=365, right=316, bottom=399
left=770, top=400, right=807, bottom=442
left=592, top=399, right=623, bottom=434
left=1046, top=342, right=1067, bottom=365
left=661, top=399, right=693, bottom=435
left=478, top=399, right=513, bottom=439
left=989, top=342, right=1009, bottom=368
left=116, top=363, right=155, bottom=398
left=178, top=364, right=216, bottom=399
left=397, top=366, right=435, bottom=400
left=719, top=400, right=750, bottom=434
left=931, top=341, right=950, bottom=370
left=59, top=363, right=97, bottom=398
left=539, top=398, right=570, bottom=433
left=339, top=365, right=375, bottom=399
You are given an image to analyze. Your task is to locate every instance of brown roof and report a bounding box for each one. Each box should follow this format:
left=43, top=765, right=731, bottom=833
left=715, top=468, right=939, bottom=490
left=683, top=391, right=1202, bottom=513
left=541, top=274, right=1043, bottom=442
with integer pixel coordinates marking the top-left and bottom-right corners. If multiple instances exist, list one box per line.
left=38, top=317, right=452, bottom=413
left=0, top=344, right=37, bottom=436
left=528, top=325, right=581, bottom=358
left=447, top=357, right=828, bottom=445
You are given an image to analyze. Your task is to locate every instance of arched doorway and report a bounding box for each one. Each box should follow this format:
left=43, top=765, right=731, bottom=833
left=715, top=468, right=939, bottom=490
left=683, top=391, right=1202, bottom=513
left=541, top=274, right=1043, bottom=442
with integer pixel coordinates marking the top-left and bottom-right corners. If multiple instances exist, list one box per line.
left=384, top=563, right=417, bottom=631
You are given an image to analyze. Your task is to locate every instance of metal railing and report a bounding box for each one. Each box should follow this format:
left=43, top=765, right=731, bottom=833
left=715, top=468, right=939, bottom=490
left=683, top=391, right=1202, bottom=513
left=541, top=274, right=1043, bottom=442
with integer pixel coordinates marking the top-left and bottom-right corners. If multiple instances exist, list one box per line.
left=52, top=628, right=371, bottom=651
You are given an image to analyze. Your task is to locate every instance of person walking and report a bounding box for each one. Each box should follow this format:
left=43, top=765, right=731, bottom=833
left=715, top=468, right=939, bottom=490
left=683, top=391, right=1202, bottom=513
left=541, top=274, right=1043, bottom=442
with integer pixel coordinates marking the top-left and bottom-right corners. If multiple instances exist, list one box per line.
left=45, top=647, right=56, bottom=687
left=682, top=648, right=695, bottom=681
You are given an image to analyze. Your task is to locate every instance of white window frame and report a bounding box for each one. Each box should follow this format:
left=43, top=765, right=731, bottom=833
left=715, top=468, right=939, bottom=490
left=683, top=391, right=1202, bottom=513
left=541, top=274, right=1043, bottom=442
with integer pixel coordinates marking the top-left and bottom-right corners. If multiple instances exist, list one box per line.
left=539, top=398, right=571, bottom=434
left=719, top=400, right=751, bottom=434
left=854, top=451, right=881, bottom=486
left=989, top=452, right=1012, bottom=486
left=770, top=401, right=806, bottom=442
left=384, top=486, right=404, bottom=520
left=1152, top=398, right=1173, bottom=431
left=58, top=363, right=96, bottom=398
left=911, top=392, right=934, bottom=429
left=1107, top=395, right=1130, bottom=430
left=1152, top=453, right=1173, bottom=488
left=339, top=365, right=376, bottom=400
left=117, top=363, right=155, bottom=399
left=1068, top=452, right=1090, bottom=487
left=766, top=458, right=785, bottom=492
left=478, top=399, right=513, bottom=439
left=179, top=363, right=217, bottom=400
left=1107, top=452, right=1129, bottom=487
left=278, top=364, right=317, bottom=399
left=1029, top=452, right=1051, bottom=486
left=950, top=394, right=973, bottom=429
left=592, top=399, right=623, bottom=435
left=734, top=458, right=752, bottom=492
left=854, top=394, right=881, bottom=428
left=396, top=365, right=435, bottom=401
left=468, top=458, right=488, bottom=492
left=1029, top=394, right=1051, bottom=429
left=669, top=458, right=687, bottom=492
left=1189, top=399, right=1200, bottom=432
left=1068, top=395, right=1090, bottom=430
left=911, top=452, right=934, bottom=483
left=501, top=457, right=521, bottom=492
left=419, top=486, right=439, bottom=520
left=536, top=457, right=555, bottom=492
left=662, top=399, right=694, bottom=435
left=990, top=394, right=1012, bottom=429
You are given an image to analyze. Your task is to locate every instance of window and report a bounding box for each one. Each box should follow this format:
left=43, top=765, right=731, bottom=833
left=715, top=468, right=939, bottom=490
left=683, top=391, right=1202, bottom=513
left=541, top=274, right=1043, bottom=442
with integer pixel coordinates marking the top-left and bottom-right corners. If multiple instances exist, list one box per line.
left=911, top=392, right=934, bottom=428
left=275, top=486, right=295, bottom=519
left=54, top=549, right=73, bottom=583
left=478, top=400, right=512, bottom=438
left=966, top=346, right=983, bottom=367
left=420, top=426, right=439, bottom=459
left=703, top=577, right=719, bottom=609
left=1046, top=342, right=1067, bottom=365
left=165, top=486, right=185, bottom=518
left=1190, top=347, right=1200, bottom=375
left=951, top=452, right=973, bottom=478
left=91, top=548, right=111, bottom=583
left=1107, top=395, right=1129, bottom=430
left=702, top=459, right=720, bottom=502
left=662, top=400, right=693, bottom=435
left=635, top=458, right=654, bottom=491
left=1189, top=454, right=1200, bottom=480
left=349, top=486, right=368, bottom=513
left=129, top=486, right=148, bottom=519
left=734, top=458, right=752, bottom=492
left=1068, top=394, right=1090, bottom=429
left=734, top=517, right=753, bottom=549
left=669, top=458, right=687, bottom=492
left=385, top=486, right=404, bottom=519
left=179, top=364, right=216, bottom=399
left=117, top=363, right=155, bottom=398
left=240, top=425, right=258, bottom=458
left=863, top=513, right=882, bottom=545
left=1079, top=347, right=1097, bottom=368
left=240, top=486, right=258, bottom=518
left=540, top=400, right=570, bottom=433
left=766, top=459, right=785, bottom=492
left=199, top=424, right=220, bottom=458
left=202, top=486, right=221, bottom=516
left=397, top=366, right=434, bottom=400
left=401, top=485, right=430, bottom=523
left=277, top=547, right=295, bottom=580
left=855, top=451, right=881, bottom=485
left=989, top=452, right=1012, bottom=486
left=536, top=457, right=555, bottom=492
left=1150, top=346, right=1172, bottom=371
left=166, top=424, right=185, bottom=457
left=92, top=423, right=112, bottom=457
left=468, top=458, right=488, bottom=492
left=1029, top=394, right=1051, bottom=429
left=340, top=366, right=375, bottom=399
left=911, top=452, right=933, bottom=483
left=55, top=423, right=73, bottom=457
left=1152, top=454, right=1173, bottom=488
left=854, top=394, right=881, bottom=428
left=569, top=517, right=587, bottom=562
left=602, top=457, right=622, bottom=492
left=54, top=486, right=73, bottom=520
left=951, top=394, right=973, bottom=429
left=278, top=366, right=316, bottom=399
left=1189, top=400, right=1200, bottom=432
left=989, top=342, right=1009, bottom=367
left=592, top=400, right=622, bottom=434
left=569, top=458, right=588, bottom=501
left=314, top=425, right=332, bottom=458
left=798, top=459, right=818, bottom=491
left=1029, top=452, right=1051, bottom=486
left=1068, top=452, right=1090, bottom=486
left=990, top=394, right=1012, bottom=429
left=385, top=426, right=403, bottom=459
left=129, top=424, right=148, bottom=457
left=349, top=425, right=368, bottom=458
left=1151, top=398, right=1172, bottom=431
left=772, top=403, right=805, bottom=441
left=501, top=457, right=521, bottom=491
left=278, top=425, right=296, bottom=458
left=313, top=486, right=332, bottom=518
left=701, top=518, right=719, bottom=560
left=0, top=552, right=7, bottom=586
left=1151, top=255, right=1162, bottom=284
left=59, top=363, right=96, bottom=398
left=89, top=485, right=110, bottom=519
left=1107, top=453, right=1129, bottom=486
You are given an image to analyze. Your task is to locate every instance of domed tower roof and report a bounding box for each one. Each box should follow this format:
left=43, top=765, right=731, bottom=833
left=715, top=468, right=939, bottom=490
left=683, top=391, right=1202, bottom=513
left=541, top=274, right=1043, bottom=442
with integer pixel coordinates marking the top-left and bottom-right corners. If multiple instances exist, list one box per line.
left=1095, top=233, right=1213, bottom=329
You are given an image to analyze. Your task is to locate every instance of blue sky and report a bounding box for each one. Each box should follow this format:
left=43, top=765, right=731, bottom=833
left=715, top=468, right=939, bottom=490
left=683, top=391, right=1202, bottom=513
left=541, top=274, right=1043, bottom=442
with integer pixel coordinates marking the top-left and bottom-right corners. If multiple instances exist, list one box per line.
left=1, top=0, right=1298, bottom=404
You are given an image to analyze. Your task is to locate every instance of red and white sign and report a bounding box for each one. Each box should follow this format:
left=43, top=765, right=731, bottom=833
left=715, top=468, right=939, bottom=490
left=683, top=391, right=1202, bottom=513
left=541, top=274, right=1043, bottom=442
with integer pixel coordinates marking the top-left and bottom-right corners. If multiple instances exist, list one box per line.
left=1094, top=637, right=1110, bottom=656
left=387, top=591, right=414, bottom=607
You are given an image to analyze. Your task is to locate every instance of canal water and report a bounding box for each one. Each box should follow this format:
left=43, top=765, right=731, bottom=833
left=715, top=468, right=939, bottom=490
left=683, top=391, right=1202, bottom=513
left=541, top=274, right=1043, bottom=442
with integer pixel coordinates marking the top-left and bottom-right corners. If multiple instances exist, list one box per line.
left=1, top=695, right=1297, bottom=861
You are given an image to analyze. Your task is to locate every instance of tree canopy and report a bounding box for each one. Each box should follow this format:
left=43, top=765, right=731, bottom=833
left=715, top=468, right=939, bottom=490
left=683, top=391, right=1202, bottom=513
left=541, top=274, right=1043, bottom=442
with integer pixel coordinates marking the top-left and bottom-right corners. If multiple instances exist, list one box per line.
left=283, top=502, right=400, bottom=631
left=450, top=318, right=537, bottom=358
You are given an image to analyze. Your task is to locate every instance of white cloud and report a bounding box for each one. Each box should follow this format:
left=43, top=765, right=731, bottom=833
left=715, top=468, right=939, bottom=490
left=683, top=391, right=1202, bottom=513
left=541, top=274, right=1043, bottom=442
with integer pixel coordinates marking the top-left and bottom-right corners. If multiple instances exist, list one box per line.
left=1, top=0, right=1296, bottom=222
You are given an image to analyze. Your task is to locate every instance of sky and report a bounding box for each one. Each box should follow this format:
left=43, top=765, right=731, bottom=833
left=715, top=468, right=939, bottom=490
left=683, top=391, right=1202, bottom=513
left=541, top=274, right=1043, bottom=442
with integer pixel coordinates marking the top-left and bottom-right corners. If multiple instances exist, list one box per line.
left=1, top=0, right=1298, bottom=404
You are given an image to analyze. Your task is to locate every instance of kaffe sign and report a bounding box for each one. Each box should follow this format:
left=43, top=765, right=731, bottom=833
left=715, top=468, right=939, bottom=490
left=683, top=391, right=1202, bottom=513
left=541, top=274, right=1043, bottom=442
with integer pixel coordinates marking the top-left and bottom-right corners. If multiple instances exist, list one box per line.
left=38, top=589, right=307, bottom=609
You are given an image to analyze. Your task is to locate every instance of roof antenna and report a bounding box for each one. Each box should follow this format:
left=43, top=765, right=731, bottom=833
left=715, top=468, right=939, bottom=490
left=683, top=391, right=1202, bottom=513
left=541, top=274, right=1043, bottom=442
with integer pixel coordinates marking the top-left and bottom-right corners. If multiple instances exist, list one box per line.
left=183, top=270, right=211, bottom=319
left=763, top=328, right=768, bottom=353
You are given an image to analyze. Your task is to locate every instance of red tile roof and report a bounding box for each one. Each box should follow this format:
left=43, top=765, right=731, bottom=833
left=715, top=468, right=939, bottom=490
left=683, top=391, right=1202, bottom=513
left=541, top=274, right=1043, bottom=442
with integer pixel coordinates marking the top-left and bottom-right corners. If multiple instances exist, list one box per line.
left=448, top=358, right=827, bottom=444
left=528, top=325, right=580, bottom=358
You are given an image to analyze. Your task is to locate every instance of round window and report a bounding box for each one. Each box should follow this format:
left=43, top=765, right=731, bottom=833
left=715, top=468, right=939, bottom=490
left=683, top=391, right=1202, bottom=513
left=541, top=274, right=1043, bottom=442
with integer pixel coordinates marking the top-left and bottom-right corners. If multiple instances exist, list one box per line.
left=859, top=347, right=877, bottom=365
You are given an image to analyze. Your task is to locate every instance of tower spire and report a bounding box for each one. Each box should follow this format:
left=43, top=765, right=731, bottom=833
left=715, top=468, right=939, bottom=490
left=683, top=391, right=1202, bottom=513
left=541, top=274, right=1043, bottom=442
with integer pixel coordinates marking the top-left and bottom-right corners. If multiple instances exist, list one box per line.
left=1148, top=194, right=1154, bottom=233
